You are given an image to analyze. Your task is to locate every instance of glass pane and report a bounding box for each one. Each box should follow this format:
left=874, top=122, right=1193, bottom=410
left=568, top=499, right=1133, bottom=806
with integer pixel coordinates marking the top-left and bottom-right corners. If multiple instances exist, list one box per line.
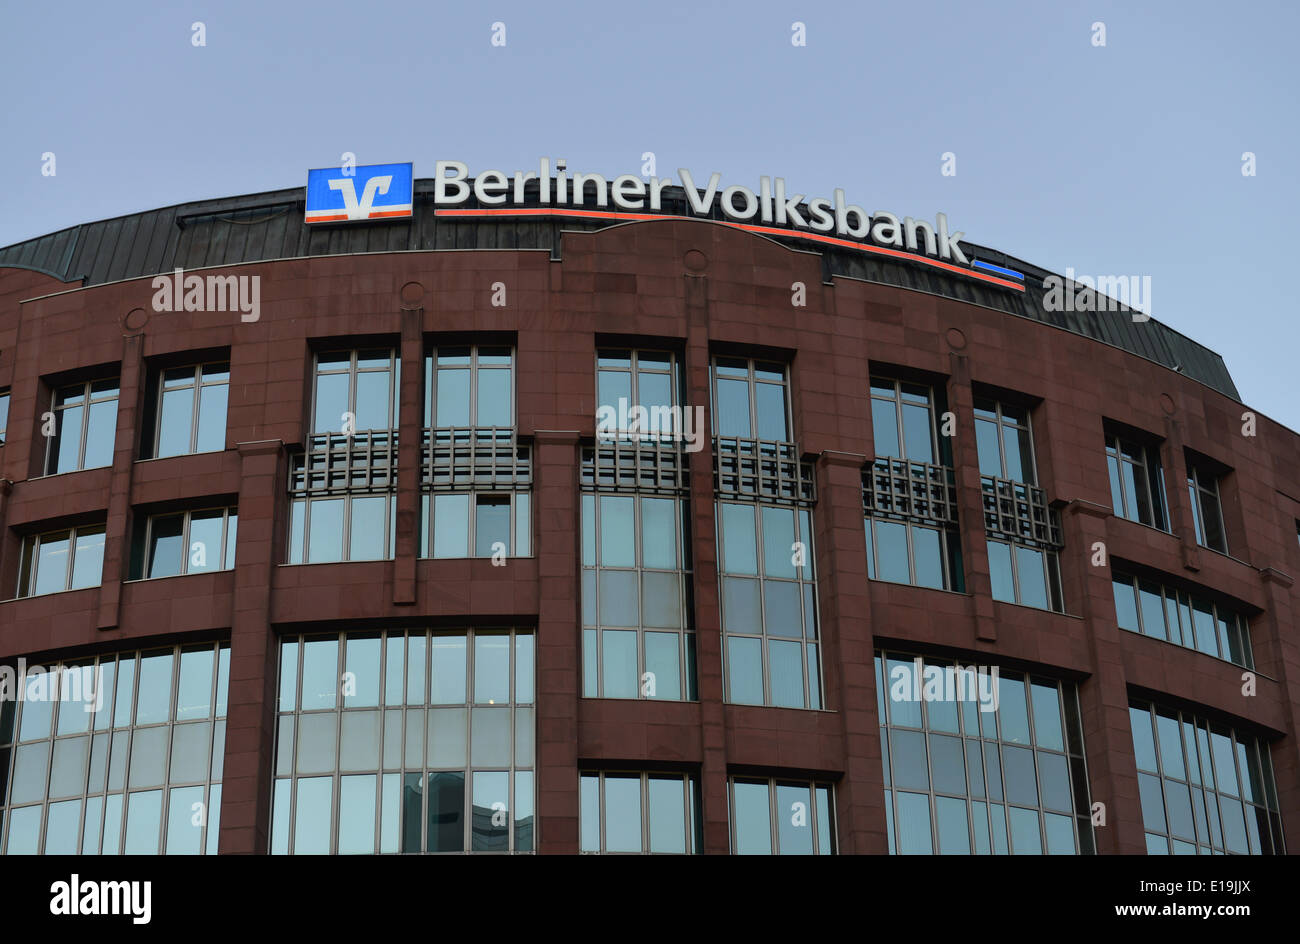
left=473, top=634, right=510, bottom=704
left=427, top=707, right=467, bottom=768
left=433, top=494, right=470, bottom=558
left=470, top=770, right=510, bottom=851
left=70, top=527, right=106, bottom=590
left=470, top=707, right=511, bottom=766
left=580, top=774, right=601, bottom=852
left=195, top=383, right=228, bottom=453
left=35, top=532, right=72, bottom=594
left=644, top=632, right=681, bottom=700
left=313, top=372, right=349, bottom=434
left=874, top=521, right=911, bottom=584
left=935, top=796, right=971, bottom=854
left=598, top=571, right=639, bottom=627
left=1030, top=683, right=1064, bottom=751
left=604, top=775, right=643, bottom=852
left=83, top=400, right=118, bottom=469
left=476, top=368, right=512, bottom=427
left=640, top=498, right=677, bottom=570
left=1014, top=546, right=1048, bottom=609
left=715, top=378, right=752, bottom=438
left=871, top=399, right=900, bottom=459
left=599, top=496, right=636, bottom=567
left=720, top=503, right=757, bottom=575
left=988, top=540, right=1014, bottom=603
left=642, top=571, right=682, bottom=629
left=768, top=640, right=804, bottom=708
left=354, top=371, right=392, bottom=431
left=148, top=515, right=185, bottom=579
left=435, top=368, right=471, bottom=427
left=896, top=791, right=933, bottom=854
left=474, top=496, right=511, bottom=557
left=901, top=403, right=934, bottom=463
left=430, top=635, right=467, bottom=705
left=912, top=527, right=944, bottom=589
left=755, top=383, right=787, bottom=441
left=775, top=783, right=813, bottom=854
left=427, top=771, right=465, bottom=852
left=349, top=495, right=388, bottom=561
left=293, top=777, right=333, bottom=854
left=732, top=781, right=771, bottom=854
left=176, top=648, right=214, bottom=720
left=124, top=789, right=164, bottom=854
left=975, top=418, right=1002, bottom=478
left=1112, top=579, right=1139, bottom=633
left=301, top=638, right=338, bottom=711
left=726, top=637, right=764, bottom=705
left=601, top=630, right=638, bottom=699
left=306, top=499, right=345, bottom=563
left=647, top=776, right=686, bottom=853
left=1008, top=807, right=1042, bottom=854
left=157, top=387, right=195, bottom=457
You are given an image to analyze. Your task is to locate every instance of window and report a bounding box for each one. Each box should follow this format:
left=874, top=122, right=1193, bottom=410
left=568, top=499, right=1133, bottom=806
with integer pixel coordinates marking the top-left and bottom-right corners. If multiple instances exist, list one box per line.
left=289, top=494, right=396, bottom=564
left=1130, top=702, right=1284, bottom=854
left=988, top=538, right=1063, bottom=611
left=132, top=508, right=237, bottom=579
left=581, top=494, right=695, bottom=701
left=151, top=362, right=229, bottom=457
left=426, top=345, right=513, bottom=429
left=422, top=492, right=529, bottom=559
left=596, top=349, right=680, bottom=440
left=17, top=524, right=106, bottom=597
left=1111, top=571, right=1253, bottom=668
left=974, top=398, right=1035, bottom=483
left=1186, top=458, right=1228, bottom=554
left=712, top=357, right=789, bottom=442
left=0, top=388, right=9, bottom=444
left=717, top=502, right=821, bottom=709
left=271, top=629, right=534, bottom=854
left=864, top=376, right=963, bottom=592
left=1105, top=429, right=1169, bottom=530
left=729, top=777, right=835, bottom=854
left=580, top=771, right=702, bottom=853
left=313, top=349, right=398, bottom=434
left=877, top=651, right=1093, bottom=854
left=871, top=376, right=947, bottom=465
left=0, top=643, right=230, bottom=854
left=45, top=379, right=119, bottom=474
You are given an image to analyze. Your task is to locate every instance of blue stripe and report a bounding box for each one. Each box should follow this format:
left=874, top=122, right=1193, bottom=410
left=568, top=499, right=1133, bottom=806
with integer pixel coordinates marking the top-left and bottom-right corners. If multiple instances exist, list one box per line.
left=972, top=260, right=1024, bottom=280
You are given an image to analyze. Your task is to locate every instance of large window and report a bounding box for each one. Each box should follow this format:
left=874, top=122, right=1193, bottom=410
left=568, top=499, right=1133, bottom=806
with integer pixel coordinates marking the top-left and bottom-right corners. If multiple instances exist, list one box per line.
left=712, top=358, right=789, bottom=442
left=581, top=494, right=695, bottom=700
left=151, top=362, right=229, bottom=458
left=289, top=494, right=396, bottom=564
left=1186, top=458, right=1228, bottom=554
left=17, top=524, right=106, bottom=597
left=580, top=771, right=701, bottom=854
left=864, top=375, right=962, bottom=591
left=313, top=349, right=398, bottom=435
left=877, top=651, right=1094, bottom=854
left=729, top=777, right=835, bottom=854
left=426, top=345, right=513, bottom=429
left=271, top=629, right=534, bottom=854
left=45, top=379, right=119, bottom=474
left=717, top=502, right=821, bottom=709
left=596, top=349, right=680, bottom=440
left=0, top=643, right=230, bottom=854
left=1130, top=702, right=1283, bottom=854
left=974, top=398, right=1036, bottom=483
left=1111, top=571, right=1253, bottom=668
left=1105, top=429, right=1169, bottom=531
left=988, top=538, right=1063, bottom=611
left=422, top=492, right=529, bottom=559
left=131, top=508, right=237, bottom=579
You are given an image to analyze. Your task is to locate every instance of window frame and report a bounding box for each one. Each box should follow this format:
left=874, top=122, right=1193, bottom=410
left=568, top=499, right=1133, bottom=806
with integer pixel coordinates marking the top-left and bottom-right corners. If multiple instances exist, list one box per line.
left=43, top=378, right=120, bottom=475
left=425, top=344, right=515, bottom=430
left=987, top=536, right=1064, bottom=612
left=870, top=375, right=945, bottom=466
left=288, top=493, right=398, bottom=565
left=311, top=349, right=400, bottom=435
left=17, top=523, right=107, bottom=597
left=150, top=360, right=230, bottom=458
left=974, top=397, right=1038, bottom=485
left=1187, top=463, right=1228, bottom=554
left=709, top=356, right=792, bottom=443
left=727, top=776, right=836, bottom=855
left=1105, top=432, right=1170, bottom=531
left=579, top=770, right=702, bottom=854
left=138, top=506, right=238, bottom=579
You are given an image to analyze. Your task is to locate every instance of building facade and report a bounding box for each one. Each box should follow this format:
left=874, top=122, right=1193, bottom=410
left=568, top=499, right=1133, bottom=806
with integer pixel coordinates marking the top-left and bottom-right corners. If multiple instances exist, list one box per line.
left=0, top=177, right=1296, bottom=854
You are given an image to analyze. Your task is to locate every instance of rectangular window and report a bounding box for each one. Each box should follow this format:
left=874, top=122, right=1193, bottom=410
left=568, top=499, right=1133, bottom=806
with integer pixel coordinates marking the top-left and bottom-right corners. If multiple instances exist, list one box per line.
left=717, top=502, right=821, bottom=709
left=974, top=397, right=1036, bottom=484
left=420, top=492, right=530, bottom=559
left=151, top=362, right=229, bottom=458
left=864, top=517, right=964, bottom=592
left=729, top=777, right=835, bottom=854
left=132, top=508, right=237, bottom=579
left=1129, top=701, right=1284, bottom=854
left=579, top=771, right=702, bottom=853
left=426, top=345, right=513, bottom=429
left=581, top=493, right=695, bottom=701
left=45, top=379, right=119, bottom=474
left=1105, top=429, right=1169, bottom=531
left=313, top=349, right=398, bottom=434
left=0, top=388, right=9, bottom=444
left=877, top=650, right=1094, bottom=854
left=596, top=349, right=681, bottom=440
left=711, top=357, right=790, bottom=442
left=1111, top=570, right=1252, bottom=668
left=289, top=494, right=396, bottom=564
left=270, top=628, right=534, bottom=854
left=1186, top=458, right=1228, bottom=554
left=871, top=375, right=947, bottom=465
left=17, top=524, right=106, bottom=597
left=0, top=643, right=230, bottom=855
left=988, top=537, right=1063, bottom=612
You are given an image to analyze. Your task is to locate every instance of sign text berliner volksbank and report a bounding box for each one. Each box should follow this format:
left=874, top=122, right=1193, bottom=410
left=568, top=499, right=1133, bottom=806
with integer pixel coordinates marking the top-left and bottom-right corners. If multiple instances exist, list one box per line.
left=433, top=158, right=971, bottom=265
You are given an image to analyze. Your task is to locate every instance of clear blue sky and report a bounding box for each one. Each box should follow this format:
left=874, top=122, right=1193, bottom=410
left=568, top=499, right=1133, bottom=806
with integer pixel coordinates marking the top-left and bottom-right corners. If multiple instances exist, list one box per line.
left=2, top=0, right=1296, bottom=430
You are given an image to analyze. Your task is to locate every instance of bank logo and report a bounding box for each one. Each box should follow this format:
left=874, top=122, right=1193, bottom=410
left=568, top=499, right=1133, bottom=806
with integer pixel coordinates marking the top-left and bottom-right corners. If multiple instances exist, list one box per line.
left=305, top=162, right=413, bottom=224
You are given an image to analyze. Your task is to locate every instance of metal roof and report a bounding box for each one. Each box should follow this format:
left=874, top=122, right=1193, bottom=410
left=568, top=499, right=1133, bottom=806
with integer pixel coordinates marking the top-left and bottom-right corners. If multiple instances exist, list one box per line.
left=0, top=180, right=1239, bottom=400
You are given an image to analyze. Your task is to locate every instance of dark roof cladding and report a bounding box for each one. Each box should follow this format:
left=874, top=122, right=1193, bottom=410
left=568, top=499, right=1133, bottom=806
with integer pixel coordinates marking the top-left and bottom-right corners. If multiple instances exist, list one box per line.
left=0, top=180, right=1239, bottom=399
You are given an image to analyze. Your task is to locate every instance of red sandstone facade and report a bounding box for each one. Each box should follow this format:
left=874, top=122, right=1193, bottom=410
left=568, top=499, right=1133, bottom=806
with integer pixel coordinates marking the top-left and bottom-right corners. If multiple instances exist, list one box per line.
left=0, top=217, right=1296, bottom=854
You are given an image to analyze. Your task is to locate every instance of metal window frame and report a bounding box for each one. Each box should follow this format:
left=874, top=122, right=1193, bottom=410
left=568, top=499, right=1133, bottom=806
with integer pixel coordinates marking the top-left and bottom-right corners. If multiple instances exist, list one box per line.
left=877, top=650, right=1094, bottom=855
left=152, top=360, right=230, bottom=457
left=579, top=769, right=700, bottom=854
left=1132, top=700, right=1284, bottom=855
left=864, top=514, right=961, bottom=591
left=726, top=775, right=836, bottom=855
left=595, top=347, right=682, bottom=427
left=290, top=492, right=397, bottom=564
left=710, top=356, right=792, bottom=443
left=717, top=501, right=822, bottom=710
left=582, top=492, right=695, bottom=701
left=987, top=536, right=1064, bottom=612
left=427, top=344, right=516, bottom=430
left=870, top=375, right=942, bottom=465
left=1106, top=434, right=1170, bottom=531
left=1113, top=571, right=1254, bottom=670
left=1186, top=464, right=1228, bottom=554
left=271, top=628, right=536, bottom=855
left=142, top=506, right=237, bottom=578
left=974, top=398, right=1039, bottom=485
left=0, top=642, right=229, bottom=856
left=44, top=378, right=120, bottom=475
left=311, top=348, right=400, bottom=435
left=19, top=523, right=106, bottom=597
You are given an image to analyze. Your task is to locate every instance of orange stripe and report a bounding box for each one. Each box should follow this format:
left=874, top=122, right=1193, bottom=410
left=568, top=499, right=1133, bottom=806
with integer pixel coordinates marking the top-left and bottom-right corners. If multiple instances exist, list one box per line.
left=435, top=207, right=1025, bottom=291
